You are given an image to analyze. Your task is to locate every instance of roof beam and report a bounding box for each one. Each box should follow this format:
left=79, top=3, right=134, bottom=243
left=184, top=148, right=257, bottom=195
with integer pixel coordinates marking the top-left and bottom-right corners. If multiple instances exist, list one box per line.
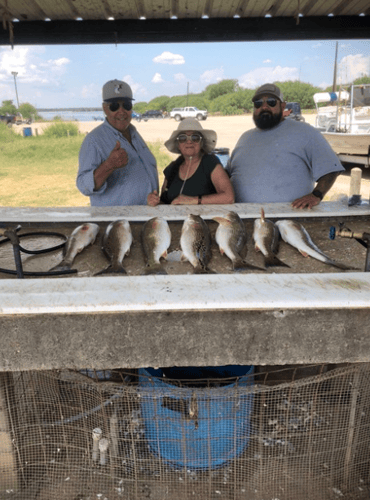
left=0, top=15, right=369, bottom=46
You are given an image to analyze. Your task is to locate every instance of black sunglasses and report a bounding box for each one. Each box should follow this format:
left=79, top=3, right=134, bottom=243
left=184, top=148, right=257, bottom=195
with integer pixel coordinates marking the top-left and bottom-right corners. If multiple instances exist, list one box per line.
left=107, top=100, right=133, bottom=112
left=254, top=98, right=278, bottom=109
left=177, top=133, right=202, bottom=144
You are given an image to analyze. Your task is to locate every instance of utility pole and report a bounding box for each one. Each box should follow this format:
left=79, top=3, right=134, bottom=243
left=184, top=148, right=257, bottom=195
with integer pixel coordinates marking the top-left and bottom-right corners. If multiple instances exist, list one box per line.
left=11, top=71, right=20, bottom=109
left=332, top=42, right=338, bottom=93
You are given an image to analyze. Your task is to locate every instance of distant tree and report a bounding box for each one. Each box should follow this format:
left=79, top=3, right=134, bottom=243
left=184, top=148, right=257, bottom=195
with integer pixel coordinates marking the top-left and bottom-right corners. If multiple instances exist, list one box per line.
left=204, top=79, right=239, bottom=100
left=353, top=75, right=370, bottom=85
left=133, top=102, right=149, bottom=114
left=19, top=102, right=42, bottom=121
left=147, top=95, right=170, bottom=111
left=277, top=81, right=321, bottom=109
left=0, top=99, right=17, bottom=115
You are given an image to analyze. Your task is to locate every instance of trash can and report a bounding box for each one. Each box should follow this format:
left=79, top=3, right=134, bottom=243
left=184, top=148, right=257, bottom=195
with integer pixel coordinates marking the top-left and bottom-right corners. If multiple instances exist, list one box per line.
left=138, top=365, right=254, bottom=469
left=212, top=147, right=230, bottom=169
left=23, top=127, right=32, bottom=137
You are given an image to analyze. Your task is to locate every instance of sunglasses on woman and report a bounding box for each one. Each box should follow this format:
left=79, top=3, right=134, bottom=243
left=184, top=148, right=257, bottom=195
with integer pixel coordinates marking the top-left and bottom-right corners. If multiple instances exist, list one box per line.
left=254, top=98, right=278, bottom=109
left=107, top=99, right=133, bottom=112
left=177, top=133, right=202, bottom=144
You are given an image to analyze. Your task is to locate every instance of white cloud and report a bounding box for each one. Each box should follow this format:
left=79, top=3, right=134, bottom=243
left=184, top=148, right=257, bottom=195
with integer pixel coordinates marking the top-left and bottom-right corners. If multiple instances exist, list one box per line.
left=174, top=72, right=186, bottom=82
left=263, top=59, right=272, bottom=64
left=200, top=67, right=225, bottom=84
left=312, top=43, right=322, bottom=49
left=238, top=65, right=299, bottom=89
left=122, top=74, right=147, bottom=98
left=152, top=72, right=164, bottom=83
left=53, top=57, right=69, bottom=67
left=318, top=81, right=331, bottom=90
left=81, top=83, right=99, bottom=99
left=153, top=51, right=185, bottom=65
left=337, top=54, right=370, bottom=84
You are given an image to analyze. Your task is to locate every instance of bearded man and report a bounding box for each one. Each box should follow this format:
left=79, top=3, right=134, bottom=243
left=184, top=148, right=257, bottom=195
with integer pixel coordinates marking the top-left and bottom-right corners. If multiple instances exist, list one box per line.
left=226, top=84, right=344, bottom=208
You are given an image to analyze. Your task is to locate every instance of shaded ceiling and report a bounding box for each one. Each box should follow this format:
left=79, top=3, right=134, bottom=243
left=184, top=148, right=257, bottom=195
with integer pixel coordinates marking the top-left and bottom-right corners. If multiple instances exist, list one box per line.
left=0, top=0, right=369, bottom=46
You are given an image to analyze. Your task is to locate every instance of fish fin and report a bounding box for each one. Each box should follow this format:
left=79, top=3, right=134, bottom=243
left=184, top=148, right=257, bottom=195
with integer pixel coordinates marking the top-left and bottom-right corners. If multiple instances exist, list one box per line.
left=94, top=264, right=127, bottom=276
left=180, top=253, right=188, bottom=262
left=298, top=250, right=309, bottom=258
left=219, top=247, right=225, bottom=255
left=143, top=265, right=167, bottom=276
left=161, top=249, right=168, bottom=260
left=254, top=244, right=261, bottom=253
left=264, top=255, right=290, bottom=268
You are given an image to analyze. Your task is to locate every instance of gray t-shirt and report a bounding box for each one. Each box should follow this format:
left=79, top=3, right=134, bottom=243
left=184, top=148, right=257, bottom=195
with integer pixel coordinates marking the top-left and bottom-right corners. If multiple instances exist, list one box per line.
left=226, top=119, right=344, bottom=203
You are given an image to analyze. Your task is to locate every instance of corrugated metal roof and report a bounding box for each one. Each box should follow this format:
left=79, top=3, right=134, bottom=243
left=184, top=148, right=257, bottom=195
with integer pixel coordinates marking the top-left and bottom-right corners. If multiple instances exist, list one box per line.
left=2, top=0, right=370, bottom=21
left=0, top=0, right=369, bottom=45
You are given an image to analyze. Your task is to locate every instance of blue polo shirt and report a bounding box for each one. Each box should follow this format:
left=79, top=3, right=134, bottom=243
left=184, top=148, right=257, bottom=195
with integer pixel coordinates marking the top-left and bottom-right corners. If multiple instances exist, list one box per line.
left=77, top=119, right=158, bottom=206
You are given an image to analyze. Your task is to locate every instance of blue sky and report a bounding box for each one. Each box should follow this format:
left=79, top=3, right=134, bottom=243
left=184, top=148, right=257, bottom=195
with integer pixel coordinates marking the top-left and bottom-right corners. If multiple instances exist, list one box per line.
left=0, top=39, right=369, bottom=108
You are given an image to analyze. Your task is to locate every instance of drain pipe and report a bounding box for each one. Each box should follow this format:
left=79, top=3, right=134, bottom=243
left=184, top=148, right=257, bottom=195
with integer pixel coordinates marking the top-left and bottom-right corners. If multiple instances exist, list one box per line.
left=92, top=427, right=102, bottom=462
left=99, top=438, right=109, bottom=466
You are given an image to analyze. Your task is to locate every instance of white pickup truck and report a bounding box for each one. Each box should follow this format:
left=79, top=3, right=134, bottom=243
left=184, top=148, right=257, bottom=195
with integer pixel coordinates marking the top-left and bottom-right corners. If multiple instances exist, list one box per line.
left=170, top=107, right=208, bottom=121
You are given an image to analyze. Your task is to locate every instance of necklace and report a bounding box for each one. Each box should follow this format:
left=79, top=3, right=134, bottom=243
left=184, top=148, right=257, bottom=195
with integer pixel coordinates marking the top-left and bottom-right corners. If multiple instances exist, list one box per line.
left=179, top=156, right=201, bottom=196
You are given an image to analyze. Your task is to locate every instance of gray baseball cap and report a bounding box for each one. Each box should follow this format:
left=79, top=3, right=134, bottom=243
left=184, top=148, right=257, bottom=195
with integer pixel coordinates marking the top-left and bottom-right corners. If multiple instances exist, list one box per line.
left=252, top=83, right=284, bottom=102
left=102, top=79, right=134, bottom=102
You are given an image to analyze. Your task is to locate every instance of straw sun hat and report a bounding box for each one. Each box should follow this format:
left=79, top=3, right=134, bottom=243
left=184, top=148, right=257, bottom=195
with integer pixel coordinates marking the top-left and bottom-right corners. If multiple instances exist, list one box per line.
left=164, top=118, right=217, bottom=154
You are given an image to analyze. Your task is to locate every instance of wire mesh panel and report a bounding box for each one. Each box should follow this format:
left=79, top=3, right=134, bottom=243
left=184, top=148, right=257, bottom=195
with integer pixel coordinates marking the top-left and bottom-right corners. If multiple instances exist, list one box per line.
left=1, top=364, right=370, bottom=500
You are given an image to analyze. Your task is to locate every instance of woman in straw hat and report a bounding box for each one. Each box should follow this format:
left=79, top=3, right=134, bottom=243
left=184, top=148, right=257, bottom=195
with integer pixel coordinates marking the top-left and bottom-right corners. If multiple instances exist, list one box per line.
left=147, top=118, right=234, bottom=206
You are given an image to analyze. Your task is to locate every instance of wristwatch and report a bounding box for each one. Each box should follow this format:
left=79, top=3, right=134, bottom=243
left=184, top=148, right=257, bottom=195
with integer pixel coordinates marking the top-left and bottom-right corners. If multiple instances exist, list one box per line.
left=312, top=189, right=323, bottom=200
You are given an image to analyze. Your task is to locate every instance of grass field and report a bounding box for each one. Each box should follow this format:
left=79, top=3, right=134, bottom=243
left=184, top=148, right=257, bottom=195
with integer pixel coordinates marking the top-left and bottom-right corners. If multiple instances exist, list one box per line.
left=0, top=123, right=171, bottom=207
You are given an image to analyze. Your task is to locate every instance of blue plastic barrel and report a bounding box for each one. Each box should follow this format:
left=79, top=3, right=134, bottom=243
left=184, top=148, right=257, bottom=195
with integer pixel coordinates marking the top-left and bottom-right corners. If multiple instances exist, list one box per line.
left=212, top=147, right=230, bottom=169
left=23, top=127, right=32, bottom=137
left=138, top=365, right=254, bottom=469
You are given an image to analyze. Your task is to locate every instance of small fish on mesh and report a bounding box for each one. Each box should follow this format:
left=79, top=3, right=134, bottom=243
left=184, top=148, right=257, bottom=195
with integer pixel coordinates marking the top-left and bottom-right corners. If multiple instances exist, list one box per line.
left=213, top=211, right=264, bottom=271
left=95, top=219, right=132, bottom=275
left=180, top=214, right=214, bottom=274
left=49, top=223, right=100, bottom=271
left=141, top=217, right=171, bottom=275
left=253, top=208, right=289, bottom=268
left=276, top=219, right=355, bottom=270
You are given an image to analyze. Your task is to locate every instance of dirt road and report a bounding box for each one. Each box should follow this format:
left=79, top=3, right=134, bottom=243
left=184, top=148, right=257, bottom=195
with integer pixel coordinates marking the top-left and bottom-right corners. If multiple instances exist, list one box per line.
left=16, top=114, right=369, bottom=201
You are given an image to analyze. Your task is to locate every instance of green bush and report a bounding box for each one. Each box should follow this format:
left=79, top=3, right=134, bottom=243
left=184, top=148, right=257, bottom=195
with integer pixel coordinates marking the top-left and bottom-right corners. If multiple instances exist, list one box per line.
left=0, top=122, right=22, bottom=143
left=43, top=122, right=79, bottom=138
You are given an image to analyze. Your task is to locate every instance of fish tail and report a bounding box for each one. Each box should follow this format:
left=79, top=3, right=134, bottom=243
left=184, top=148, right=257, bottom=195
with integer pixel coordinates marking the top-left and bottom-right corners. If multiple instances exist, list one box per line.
left=327, top=260, right=356, bottom=271
left=49, top=260, right=72, bottom=272
left=94, top=264, right=127, bottom=276
left=232, top=258, right=265, bottom=272
left=143, top=264, right=167, bottom=276
left=264, top=255, right=290, bottom=268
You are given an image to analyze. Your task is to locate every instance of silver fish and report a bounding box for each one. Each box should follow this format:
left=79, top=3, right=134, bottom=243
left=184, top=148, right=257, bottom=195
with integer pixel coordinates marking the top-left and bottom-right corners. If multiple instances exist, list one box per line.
left=180, top=214, right=213, bottom=274
left=276, top=219, right=354, bottom=270
left=50, top=223, right=100, bottom=271
left=213, top=211, right=264, bottom=271
left=253, top=208, right=289, bottom=268
left=96, top=219, right=132, bottom=275
left=141, top=217, right=171, bottom=275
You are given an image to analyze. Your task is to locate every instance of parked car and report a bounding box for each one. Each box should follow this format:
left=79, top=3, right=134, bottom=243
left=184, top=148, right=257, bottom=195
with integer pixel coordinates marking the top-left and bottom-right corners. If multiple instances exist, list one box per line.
left=132, top=111, right=142, bottom=122
left=284, top=102, right=305, bottom=122
left=0, top=114, right=16, bottom=127
left=170, top=107, right=207, bottom=121
left=142, top=110, right=164, bottom=121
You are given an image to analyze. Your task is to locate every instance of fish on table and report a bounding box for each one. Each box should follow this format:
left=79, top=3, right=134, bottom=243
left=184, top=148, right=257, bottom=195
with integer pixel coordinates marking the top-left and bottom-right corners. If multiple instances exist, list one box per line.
left=213, top=211, right=264, bottom=271
left=276, top=219, right=355, bottom=270
left=180, top=214, right=214, bottom=274
left=141, top=217, right=171, bottom=275
left=95, top=219, right=132, bottom=275
left=253, top=208, right=289, bottom=268
left=49, top=223, right=100, bottom=272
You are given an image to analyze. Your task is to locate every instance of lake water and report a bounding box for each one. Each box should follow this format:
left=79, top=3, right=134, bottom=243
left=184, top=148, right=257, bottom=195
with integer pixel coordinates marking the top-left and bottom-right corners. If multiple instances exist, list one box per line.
left=38, top=110, right=105, bottom=122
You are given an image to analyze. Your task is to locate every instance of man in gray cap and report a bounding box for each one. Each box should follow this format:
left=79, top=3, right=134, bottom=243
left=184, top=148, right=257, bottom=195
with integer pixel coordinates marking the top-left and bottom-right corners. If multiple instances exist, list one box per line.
left=226, top=83, right=344, bottom=208
left=77, top=79, right=158, bottom=206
